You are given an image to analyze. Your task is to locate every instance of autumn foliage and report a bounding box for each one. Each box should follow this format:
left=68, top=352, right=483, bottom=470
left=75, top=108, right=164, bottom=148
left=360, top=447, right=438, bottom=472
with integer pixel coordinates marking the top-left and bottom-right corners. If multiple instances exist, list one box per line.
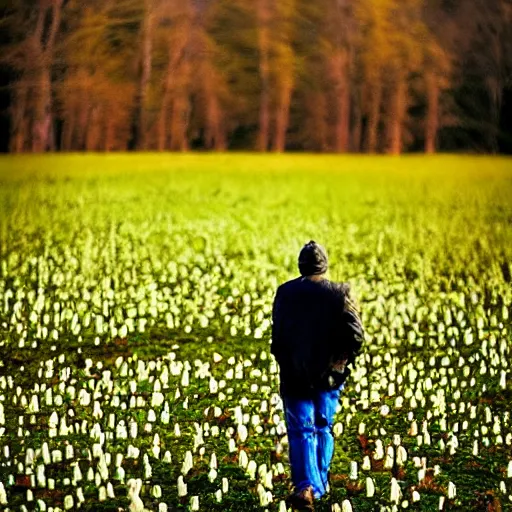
left=1, top=0, right=511, bottom=153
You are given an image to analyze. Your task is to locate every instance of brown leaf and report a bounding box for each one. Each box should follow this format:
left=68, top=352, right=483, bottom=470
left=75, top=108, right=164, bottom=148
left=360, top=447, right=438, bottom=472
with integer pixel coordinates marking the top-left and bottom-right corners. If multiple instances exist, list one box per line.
left=15, top=475, right=31, bottom=488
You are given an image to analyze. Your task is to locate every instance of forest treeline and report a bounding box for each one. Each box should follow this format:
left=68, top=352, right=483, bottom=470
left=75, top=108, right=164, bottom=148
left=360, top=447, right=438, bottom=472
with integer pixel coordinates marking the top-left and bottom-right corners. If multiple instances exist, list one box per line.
left=1, top=0, right=512, bottom=154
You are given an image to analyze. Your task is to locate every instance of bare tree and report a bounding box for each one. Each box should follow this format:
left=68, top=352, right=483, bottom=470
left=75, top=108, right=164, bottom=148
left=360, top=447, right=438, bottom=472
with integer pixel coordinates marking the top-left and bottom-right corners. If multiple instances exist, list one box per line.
left=5, top=0, right=63, bottom=152
left=383, top=0, right=425, bottom=154
left=256, top=0, right=272, bottom=151
left=386, top=71, right=407, bottom=155
left=32, top=0, right=64, bottom=152
left=272, top=0, right=295, bottom=152
left=135, top=0, right=156, bottom=150
left=57, top=2, right=136, bottom=152
left=325, top=0, right=354, bottom=153
left=354, top=0, right=390, bottom=153
left=457, top=0, right=512, bottom=152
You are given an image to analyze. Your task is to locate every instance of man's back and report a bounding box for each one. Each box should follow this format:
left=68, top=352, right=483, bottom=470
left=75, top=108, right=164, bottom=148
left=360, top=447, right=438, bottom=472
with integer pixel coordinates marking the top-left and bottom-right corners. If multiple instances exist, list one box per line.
left=272, top=241, right=364, bottom=509
left=271, top=276, right=346, bottom=396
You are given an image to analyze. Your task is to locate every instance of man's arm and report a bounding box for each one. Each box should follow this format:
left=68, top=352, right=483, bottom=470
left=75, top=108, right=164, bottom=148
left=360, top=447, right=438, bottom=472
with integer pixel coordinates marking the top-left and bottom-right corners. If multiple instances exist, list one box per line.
left=270, top=286, right=282, bottom=360
left=342, top=291, right=364, bottom=364
left=330, top=283, right=364, bottom=365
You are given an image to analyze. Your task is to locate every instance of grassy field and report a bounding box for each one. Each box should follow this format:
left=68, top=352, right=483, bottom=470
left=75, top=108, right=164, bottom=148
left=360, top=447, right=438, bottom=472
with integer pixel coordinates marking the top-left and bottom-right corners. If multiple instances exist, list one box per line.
left=0, top=154, right=511, bottom=511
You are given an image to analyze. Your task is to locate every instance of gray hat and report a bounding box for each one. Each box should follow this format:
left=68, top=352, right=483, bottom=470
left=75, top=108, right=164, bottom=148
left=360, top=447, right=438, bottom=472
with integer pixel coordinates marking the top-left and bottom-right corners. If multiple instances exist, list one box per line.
left=298, top=240, right=328, bottom=276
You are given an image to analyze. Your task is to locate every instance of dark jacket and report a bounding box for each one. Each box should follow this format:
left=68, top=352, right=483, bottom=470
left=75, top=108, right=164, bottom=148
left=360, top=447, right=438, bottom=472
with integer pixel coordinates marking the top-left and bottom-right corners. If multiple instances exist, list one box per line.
left=271, top=277, right=363, bottom=397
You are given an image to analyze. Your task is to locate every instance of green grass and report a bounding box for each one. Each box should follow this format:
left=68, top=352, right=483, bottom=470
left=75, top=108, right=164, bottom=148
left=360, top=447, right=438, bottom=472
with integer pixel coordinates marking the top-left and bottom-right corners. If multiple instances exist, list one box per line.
left=0, top=153, right=511, bottom=511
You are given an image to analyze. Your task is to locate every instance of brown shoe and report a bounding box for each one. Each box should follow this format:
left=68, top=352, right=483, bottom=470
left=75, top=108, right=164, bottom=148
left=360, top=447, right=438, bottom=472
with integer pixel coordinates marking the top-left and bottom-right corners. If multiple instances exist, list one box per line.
left=286, top=486, right=314, bottom=511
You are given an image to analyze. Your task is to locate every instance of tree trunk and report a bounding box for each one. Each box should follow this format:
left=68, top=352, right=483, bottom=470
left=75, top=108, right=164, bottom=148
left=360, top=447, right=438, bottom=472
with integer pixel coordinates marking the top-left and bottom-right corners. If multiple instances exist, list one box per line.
left=330, top=52, right=351, bottom=153
left=425, top=73, right=439, bottom=154
left=62, top=110, right=75, bottom=152
left=351, top=91, right=362, bottom=153
left=157, top=34, right=188, bottom=151
left=31, top=0, right=48, bottom=152
left=86, top=106, right=101, bottom=151
left=335, top=78, right=350, bottom=152
left=32, top=0, right=63, bottom=152
left=136, top=0, right=155, bottom=150
left=170, top=56, right=191, bottom=151
left=387, top=75, right=407, bottom=155
left=273, top=83, right=292, bottom=152
left=170, top=93, right=190, bottom=151
left=157, top=84, right=171, bottom=151
left=32, top=70, right=52, bottom=152
left=77, top=99, right=90, bottom=151
left=10, top=82, right=29, bottom=153
left=365, top=82, right=382, bottom=153
left=338, top=85, right=350, bottom=152
left=316, top=93, right=328, bottom=152
left=157, top=64, right=176, bottom=151
left=257, top=0, right=271, bottom=152
left=486, top=23, right=504, bottom=154
left=306, top=92, right=328, bottom=151
left=486, top=74, right=502, bottom=154
left=105, top=116, right=115, bottom=152
left=206, top=94, right=226, bottom=150
left=258, top=84, right=270, bottom=152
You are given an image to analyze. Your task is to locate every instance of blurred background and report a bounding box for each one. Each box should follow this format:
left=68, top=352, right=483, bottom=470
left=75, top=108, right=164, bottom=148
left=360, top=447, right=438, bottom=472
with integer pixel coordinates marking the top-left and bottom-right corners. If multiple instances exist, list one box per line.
left=0, top=0, right=511, bottom=155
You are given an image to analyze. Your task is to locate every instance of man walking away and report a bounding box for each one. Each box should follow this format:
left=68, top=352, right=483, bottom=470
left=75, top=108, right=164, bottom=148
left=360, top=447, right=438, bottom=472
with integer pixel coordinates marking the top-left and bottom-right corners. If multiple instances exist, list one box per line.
left=271, top=241, right=364, bottom=511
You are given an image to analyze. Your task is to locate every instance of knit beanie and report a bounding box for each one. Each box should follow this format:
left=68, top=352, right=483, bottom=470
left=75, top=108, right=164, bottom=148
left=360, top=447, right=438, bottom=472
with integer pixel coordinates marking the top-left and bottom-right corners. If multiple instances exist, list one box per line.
left=298, top=240, right=328, bottom=276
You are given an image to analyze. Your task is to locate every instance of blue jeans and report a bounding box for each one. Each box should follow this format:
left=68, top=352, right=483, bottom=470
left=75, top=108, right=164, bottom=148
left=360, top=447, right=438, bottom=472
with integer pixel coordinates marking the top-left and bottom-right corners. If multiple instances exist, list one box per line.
left=283, top=386, right=342, bottom=499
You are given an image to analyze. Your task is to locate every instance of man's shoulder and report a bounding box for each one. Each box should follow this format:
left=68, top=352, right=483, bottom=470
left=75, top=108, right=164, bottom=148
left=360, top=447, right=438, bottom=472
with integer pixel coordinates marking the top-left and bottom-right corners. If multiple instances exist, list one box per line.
left=277, top=277, right=303, bottom=294
left=320, top=279, right=350, bottom=296
left=278, top=278, right=349, bottom=289
left=277, top=278, right=350, bottom=300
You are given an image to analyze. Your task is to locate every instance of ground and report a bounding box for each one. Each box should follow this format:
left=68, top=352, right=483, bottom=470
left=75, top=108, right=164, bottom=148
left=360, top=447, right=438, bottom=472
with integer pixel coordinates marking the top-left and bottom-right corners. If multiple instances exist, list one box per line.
left=0, top=154, right=511, bottom=511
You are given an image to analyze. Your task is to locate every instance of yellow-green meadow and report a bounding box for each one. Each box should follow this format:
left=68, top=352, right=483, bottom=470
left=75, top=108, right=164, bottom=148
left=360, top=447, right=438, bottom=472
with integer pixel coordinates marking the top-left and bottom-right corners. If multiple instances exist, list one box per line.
left=0, top=154, right=511, bottom=511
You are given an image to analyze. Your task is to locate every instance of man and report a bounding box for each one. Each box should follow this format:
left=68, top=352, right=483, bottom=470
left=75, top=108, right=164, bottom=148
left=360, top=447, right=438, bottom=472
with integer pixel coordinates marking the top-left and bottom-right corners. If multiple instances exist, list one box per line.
left=271, top=241, right=364, bottom=511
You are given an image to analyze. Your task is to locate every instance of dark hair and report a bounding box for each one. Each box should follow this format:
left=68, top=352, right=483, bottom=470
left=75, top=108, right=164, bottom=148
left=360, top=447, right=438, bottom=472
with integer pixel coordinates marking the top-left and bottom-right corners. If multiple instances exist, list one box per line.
left=298, top=240, right=328, bottom=276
